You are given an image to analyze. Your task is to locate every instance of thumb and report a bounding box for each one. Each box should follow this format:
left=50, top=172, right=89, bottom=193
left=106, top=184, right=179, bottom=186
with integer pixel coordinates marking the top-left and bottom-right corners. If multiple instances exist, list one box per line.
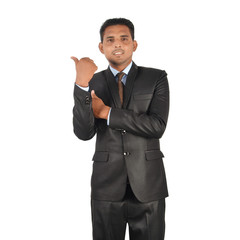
left=70, top=56, right=79, bottom=65
left=91, top=90, right=96, bottom=98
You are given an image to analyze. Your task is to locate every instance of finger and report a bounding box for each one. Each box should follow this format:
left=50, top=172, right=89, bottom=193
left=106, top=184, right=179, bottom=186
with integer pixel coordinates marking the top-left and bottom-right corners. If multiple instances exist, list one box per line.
left=81, top=57, right=92, bottom=61
left=82, top=57, right=95, bottom=64
left=71, top=56, right=78, bottom=65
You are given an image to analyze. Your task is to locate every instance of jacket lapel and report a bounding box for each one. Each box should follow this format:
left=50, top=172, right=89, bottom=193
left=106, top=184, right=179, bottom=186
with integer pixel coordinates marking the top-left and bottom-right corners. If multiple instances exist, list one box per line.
left=123, top=62, right=138, bottom=109
left=105, top=68, right=122, bottom=108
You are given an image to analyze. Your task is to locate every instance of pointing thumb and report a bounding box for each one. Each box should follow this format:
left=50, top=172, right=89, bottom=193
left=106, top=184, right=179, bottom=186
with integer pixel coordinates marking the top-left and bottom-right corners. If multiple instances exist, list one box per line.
left=70, top=56, right=78, bottom=65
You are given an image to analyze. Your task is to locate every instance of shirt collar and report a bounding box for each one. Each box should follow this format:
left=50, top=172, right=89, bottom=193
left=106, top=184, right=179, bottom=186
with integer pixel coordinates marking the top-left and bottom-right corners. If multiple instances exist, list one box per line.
left=109, top=61, right=133, bottom=77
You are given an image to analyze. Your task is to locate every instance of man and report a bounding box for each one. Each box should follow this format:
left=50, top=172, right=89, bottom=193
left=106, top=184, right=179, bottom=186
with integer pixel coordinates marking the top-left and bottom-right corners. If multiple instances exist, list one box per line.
left=71, top=18, right=169, bottom=240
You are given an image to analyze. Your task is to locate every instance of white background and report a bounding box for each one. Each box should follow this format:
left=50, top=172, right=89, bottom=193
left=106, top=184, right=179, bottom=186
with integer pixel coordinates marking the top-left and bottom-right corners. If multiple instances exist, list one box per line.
left=1, top=0, right=240, bottom=239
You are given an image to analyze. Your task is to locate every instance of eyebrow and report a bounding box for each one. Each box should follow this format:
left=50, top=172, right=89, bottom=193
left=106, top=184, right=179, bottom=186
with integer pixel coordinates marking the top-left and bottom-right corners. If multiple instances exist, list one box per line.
left=106, top=35, right=129, bottom=39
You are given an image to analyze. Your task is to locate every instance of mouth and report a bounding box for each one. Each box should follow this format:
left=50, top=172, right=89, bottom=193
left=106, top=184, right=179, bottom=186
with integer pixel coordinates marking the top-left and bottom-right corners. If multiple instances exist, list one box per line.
left=112, top=49, right=124, bottom=56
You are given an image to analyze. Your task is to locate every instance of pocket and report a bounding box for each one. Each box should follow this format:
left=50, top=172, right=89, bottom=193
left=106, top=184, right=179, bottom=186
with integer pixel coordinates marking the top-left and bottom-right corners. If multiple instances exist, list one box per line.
left=133, top=94, right=152, bottom=100
left=145, top=150, right=164, bottom=161
left=92, top=151, right=109, bottom=162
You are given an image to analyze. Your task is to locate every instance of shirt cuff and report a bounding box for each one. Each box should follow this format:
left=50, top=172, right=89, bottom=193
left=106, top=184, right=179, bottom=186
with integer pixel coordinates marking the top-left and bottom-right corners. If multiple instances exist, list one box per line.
left=107, top=108, right=112, bottom=125
left=76, top=84, right=89, bottom=92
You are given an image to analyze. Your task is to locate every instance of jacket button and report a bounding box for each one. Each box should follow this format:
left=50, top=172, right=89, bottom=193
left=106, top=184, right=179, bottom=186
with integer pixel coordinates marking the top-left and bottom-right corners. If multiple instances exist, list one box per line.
left=121, top=130, right=126, bottom=135
left=123, top=152, right=130, bottom=156
left=85, top=96, right=90, bottom=104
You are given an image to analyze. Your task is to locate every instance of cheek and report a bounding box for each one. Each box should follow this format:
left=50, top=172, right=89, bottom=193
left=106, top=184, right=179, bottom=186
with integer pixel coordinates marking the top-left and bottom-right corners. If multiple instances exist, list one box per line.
left=106, top=50, right=113, bottom=56
left=125, top=47, right=134, bottom=55
left=102, top=48, right=111, bottom=55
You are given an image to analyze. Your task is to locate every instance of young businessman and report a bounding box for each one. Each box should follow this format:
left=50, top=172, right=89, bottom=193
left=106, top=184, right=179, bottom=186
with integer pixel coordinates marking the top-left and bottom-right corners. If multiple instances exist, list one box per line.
left=71, top=18, right=169, bottom=240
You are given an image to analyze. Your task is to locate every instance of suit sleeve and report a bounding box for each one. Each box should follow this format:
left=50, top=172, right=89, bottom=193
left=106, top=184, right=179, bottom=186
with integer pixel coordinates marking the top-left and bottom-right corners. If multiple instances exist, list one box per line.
left=72, top=84, right=96, bottom=140
left=109, top=71, right=169, bottom=139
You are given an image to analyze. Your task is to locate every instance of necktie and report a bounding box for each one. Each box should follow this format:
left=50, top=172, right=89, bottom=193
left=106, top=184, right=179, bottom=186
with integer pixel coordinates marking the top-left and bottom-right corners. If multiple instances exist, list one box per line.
left=117, top=72, right=125, bottom=106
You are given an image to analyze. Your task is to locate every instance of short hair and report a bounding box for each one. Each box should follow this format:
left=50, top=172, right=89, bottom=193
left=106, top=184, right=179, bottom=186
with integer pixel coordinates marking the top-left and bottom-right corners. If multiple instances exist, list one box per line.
left=100, top=18, right=135, bottom=42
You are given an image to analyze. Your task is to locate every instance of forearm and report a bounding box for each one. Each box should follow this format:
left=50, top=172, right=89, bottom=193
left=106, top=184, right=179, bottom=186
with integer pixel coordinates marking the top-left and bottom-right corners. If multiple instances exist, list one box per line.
left=73, top=85, right=96, bottom=140
left=109, top=108, right=167, bottom=139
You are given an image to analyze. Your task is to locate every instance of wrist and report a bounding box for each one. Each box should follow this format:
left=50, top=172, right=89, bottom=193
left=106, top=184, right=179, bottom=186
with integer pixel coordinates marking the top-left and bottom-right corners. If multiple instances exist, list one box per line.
left=75, top=77, right=90, bottom=87
left=102, top=106, right=111, bottom=120
left=76, top=82, right=89, bottom=88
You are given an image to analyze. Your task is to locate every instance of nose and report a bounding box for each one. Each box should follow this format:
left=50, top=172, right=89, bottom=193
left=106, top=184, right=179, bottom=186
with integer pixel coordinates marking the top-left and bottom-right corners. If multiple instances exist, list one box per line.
left=115, top=39, right=121, bottom=48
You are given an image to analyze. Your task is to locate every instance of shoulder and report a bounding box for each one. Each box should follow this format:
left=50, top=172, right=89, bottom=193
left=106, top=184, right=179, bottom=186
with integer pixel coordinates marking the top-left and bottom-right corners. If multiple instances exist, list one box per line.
left=137, top=66, right=167, bottom=79
left=92, top=70, right=106, bottom=80
left=89, top=70, right=107, bottom=88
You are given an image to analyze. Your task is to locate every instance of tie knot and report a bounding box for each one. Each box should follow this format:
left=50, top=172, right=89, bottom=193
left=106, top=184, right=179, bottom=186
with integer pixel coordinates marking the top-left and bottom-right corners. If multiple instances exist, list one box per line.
left=117, top=72, right=125, bottom=82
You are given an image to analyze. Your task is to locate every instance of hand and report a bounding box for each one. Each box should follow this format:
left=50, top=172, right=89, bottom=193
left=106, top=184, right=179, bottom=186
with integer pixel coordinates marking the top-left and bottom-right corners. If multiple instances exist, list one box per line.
left=71, top=57, right=98, bottom=87
left=91, top=90, right=110, bottom=120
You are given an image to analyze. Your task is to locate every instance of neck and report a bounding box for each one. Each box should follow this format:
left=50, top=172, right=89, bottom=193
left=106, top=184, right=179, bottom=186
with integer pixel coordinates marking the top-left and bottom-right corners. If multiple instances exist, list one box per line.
left=109, top=59, right=132, bottom=72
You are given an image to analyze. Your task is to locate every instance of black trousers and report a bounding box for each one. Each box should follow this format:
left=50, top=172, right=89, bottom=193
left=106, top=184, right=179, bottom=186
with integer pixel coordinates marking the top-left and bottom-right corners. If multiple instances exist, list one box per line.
left=91, top=184, right=166, bottom=240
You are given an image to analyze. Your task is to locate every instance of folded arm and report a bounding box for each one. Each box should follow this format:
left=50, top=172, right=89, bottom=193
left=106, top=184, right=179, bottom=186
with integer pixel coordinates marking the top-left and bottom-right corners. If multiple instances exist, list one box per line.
left=109, top=72, right=169, bottom=139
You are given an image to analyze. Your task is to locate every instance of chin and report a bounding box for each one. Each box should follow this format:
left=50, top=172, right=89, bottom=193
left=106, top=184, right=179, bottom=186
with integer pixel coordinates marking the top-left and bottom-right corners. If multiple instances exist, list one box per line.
left=109, top=59, right=128, bottom=66
left=109, top=60, right=121, bottom=66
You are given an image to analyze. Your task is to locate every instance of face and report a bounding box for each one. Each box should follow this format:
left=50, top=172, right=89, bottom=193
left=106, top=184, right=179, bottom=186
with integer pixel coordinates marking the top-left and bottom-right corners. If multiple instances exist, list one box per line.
left=99, top=25, right=138, bottom=71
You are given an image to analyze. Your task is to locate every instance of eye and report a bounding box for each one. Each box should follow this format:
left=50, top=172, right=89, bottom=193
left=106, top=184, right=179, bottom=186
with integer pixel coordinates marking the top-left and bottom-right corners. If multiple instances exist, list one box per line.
left=107, top=38, right=114, bottom=42
left=122, top=37, right=128, bottom=41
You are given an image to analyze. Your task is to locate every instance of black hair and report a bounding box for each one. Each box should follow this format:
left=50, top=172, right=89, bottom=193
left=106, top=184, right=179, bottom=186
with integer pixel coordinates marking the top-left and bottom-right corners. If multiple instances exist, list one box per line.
left=100, top=18, right=135, bottom=42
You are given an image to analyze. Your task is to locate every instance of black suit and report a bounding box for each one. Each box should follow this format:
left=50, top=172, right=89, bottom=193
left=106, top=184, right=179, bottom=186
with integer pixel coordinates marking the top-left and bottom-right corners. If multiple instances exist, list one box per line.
left=73, top=62, right=169, bottom=239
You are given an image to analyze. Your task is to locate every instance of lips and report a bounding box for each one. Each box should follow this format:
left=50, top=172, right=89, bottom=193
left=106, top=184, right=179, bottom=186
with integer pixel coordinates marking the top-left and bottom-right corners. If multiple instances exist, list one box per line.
left=113, top=49, right=124, bottom=55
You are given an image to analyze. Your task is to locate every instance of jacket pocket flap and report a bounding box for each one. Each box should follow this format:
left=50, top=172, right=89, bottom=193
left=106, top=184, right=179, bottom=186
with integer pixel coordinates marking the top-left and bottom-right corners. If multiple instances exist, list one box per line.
left=134, top=94, right=152, bottom=100
left=145, top=150, right=164, bottom=161
left=92, top=151, right=109, bottom=162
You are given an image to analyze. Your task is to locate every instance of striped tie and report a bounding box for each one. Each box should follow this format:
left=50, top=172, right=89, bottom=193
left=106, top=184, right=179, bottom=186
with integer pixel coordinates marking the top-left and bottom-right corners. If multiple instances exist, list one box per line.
left=117, top=72, right=125, bottom=106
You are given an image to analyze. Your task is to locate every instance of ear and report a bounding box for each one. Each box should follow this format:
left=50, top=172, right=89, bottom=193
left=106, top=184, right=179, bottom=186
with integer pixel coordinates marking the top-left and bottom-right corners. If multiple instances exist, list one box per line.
left=133, top=40, right=138, bottom=52
left=98, top=42, right=104, bottom=54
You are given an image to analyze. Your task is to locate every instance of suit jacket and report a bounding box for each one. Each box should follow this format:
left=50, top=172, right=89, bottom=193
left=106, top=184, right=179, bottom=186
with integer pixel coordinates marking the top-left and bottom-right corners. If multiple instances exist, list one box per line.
left=73, top=62, right=169, bottom=203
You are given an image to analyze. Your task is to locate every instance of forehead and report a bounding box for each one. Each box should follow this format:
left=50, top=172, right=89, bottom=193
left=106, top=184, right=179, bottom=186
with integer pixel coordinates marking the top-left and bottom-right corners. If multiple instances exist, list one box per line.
left=103, top=25, right=131, bottom=38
